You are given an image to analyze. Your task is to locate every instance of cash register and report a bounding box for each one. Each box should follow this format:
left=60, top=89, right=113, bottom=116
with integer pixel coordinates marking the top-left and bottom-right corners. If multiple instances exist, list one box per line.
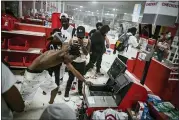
left=82, top=57, right=148, bottom=117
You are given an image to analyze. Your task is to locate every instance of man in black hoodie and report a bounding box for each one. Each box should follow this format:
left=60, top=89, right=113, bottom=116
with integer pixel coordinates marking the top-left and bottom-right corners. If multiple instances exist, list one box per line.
left=85, top=25, right=110, bottom=75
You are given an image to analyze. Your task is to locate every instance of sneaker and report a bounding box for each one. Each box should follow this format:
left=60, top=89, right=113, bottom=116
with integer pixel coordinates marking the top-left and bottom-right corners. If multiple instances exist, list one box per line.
left=79, top=96, right=83, bottom=100
left=43, top=91, right=47, bottom=95
left=79, top=93, right=83, bottom=100
left=96, top=72, right=104, bottom=76
left=84, top=75, right=90, bottom=79
left=64, top=96, right=70, bottom=102
left=60, top=77, right=63, bottom=84
left=58, top=91, right=62, bottom=95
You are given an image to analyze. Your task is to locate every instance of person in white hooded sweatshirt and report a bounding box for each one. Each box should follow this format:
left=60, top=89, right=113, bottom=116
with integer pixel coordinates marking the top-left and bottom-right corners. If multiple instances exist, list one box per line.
left=122, top=27, right=139, bottom=59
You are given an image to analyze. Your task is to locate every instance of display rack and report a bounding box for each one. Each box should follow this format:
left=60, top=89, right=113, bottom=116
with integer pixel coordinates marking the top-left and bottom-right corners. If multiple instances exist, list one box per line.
left=1, top=22, right=52, bottom=68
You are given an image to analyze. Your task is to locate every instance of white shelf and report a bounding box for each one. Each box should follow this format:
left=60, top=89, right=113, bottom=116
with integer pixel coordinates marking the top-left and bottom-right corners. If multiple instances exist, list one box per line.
left=26, top=18, right=43, bottom=22
left=170, top=72, right=179, bottom=75
left=171, top=66, right=178, bottom=69
left=15, top=22, right=51, bottom=28
left=10, top=66, right=27, bottom=68
left=2, top=48, right=42, bottom=54
left=169, top=78, right=179, bottom=81
left=2, top=30, right=45, bottom=37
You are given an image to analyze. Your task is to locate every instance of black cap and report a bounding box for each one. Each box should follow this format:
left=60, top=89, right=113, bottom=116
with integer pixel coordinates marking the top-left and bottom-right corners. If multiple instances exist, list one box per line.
left=77, top=26, right=85, bottom=38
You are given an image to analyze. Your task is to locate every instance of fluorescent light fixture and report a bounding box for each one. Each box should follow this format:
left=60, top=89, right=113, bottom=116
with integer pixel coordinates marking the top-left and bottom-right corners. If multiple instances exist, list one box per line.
left=80, top=6, right=83, bottom=8
left=88, top=11, right=90, bottom=12
left=97, top=13, right=99, bottom=14
left=92, top=1, right=97, bottom=4
left=113, top=8, right=115, bottom=11
left=76, top=8, right=78, bottom=10
left=97, top=10, right=99, bottom=11
left=124, top=13, right=127, bottom=14
left=79, top=10, right=81, bottom=11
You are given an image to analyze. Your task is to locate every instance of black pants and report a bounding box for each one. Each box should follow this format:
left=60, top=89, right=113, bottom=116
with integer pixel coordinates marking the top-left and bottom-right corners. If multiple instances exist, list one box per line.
left=48, top=64, right=62, bottom=86
left=65, top=62, right=86, bottom=97
left=85, top=52, right=103, bottom=74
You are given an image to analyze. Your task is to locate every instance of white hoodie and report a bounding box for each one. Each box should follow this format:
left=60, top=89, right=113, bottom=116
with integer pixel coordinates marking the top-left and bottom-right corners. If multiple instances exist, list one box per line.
left=122, top=32, right=139, bottom=59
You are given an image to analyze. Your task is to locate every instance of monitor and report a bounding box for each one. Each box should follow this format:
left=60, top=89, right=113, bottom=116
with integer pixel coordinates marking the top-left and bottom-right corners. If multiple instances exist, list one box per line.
left=107, top=57, right=127, bottom=81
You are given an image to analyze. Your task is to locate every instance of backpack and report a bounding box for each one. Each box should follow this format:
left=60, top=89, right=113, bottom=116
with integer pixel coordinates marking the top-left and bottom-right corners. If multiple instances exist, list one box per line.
left=114, top=33, right=131, bottom=52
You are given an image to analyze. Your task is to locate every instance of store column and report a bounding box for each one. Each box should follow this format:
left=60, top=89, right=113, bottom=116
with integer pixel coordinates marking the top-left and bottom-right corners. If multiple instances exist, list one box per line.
left=101, top=5, right=104, bottom=22
left=57, top=1, right=61, bottom=13
left=19, top=0, right=22, bottom=18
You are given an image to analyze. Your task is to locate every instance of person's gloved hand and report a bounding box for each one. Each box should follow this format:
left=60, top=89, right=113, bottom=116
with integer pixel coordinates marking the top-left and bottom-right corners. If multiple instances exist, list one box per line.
left=84, top=80, right=93, bottom=86
left=106, top=44, right=110, bottom=48
left=113, top=50, right=116, bottom=54
left=69, top=44, right=81, bottom=57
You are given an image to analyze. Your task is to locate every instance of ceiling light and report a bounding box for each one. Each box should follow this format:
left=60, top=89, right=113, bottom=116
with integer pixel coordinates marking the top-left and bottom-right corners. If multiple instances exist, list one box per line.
left=79, top=10, right=81, bottom=11
left=97, top=13, right=99, bottom=14
left=80, top=6, right=83, bottom=8
left=113, top=8, right=115, bottom=11
left=92, top=1, right=97, bottom=4
left=124, top=13, right=127, bottom=14
left=97, top=10, right=99, bottom=11
left=107, top=11, right=110, bottom=12
left=88, top=11, right=90, bottom=12
left=76, top=8, right=78, bottom=10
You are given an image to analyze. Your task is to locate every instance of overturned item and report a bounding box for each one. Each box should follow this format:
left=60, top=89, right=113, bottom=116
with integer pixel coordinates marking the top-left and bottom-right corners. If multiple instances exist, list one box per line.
left=92, top=108, right=128, bottom=120
left=82, top=57, right=148, bottom=117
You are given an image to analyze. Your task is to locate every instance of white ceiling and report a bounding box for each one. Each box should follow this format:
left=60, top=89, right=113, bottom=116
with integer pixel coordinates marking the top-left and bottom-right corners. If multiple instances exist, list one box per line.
left=65, top=1, right=146, bottom=14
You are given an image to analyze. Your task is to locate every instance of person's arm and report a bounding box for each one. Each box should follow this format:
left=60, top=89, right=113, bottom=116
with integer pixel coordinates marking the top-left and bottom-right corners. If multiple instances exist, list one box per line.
left=2, top=86, right=25, bottom=112
left=105, top=36, right=110, bottom=48
left=129, top=36, right=139, bottom=48
left=157, top=42, right=168, bottom=49
left=79, top=39, right=91, bottom=55
left=66, top=63, right=85, bottom=82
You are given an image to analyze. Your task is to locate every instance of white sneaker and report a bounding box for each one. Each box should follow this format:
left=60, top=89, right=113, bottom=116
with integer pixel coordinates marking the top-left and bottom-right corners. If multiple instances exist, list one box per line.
left=84, top=75, right=89, bottom=79
left=79, top=96, right=83, bottom=100
left=64, top=96, right=70, bottom=102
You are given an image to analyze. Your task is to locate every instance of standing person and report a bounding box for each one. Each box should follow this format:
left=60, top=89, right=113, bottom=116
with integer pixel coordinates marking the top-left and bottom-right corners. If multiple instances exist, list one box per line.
left=89, top=22, right=110, bottom=48
left=2, top=63, right=25, bottom=120
left=85, top=25, right=110, bottom=75
left=122, top=27, right=139, bottom=59
left=58, top=13, right=76, bottom=83
left=156, top=37, right=170, bottom=62
left=64, top=26, right=91, bottom=101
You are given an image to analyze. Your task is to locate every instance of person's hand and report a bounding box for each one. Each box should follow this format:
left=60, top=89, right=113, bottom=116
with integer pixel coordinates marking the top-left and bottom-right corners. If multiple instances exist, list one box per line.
left=106, top=44, right=110, bottom=48
left=64, top=55, right=73, bottom=64
left=78, top=38, right=83, bottom=46
left=84, top=81, right=93, bottom=86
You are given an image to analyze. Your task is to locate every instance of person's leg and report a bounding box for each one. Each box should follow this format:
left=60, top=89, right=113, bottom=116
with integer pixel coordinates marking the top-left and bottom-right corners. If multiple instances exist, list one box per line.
left=85, top=53, right=98, bottom=74
left=48, top=67, right=53, bottom=77
left=43, top=67, right=54, bottom=95
left=96, top=53, right=103, bottom=73
left=49, top=87, right=58, bottom=104
left=40, top=71, right=58, bottom=104
left=54, top=65, right=61, bottom=95
left=77, top=62, right=86, bottom=96
left=54, top=65, right=60, bottom=86
left=64, top=63, right=76, bottom=101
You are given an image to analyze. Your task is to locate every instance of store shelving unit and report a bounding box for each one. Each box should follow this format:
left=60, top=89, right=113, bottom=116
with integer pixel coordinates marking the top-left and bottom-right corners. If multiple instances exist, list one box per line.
left=1, top=22, right=52, bottom=68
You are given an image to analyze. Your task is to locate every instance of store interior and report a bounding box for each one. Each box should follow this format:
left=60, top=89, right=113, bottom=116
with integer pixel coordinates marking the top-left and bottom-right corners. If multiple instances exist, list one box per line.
left=1, top=1, right=179, bottom=120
